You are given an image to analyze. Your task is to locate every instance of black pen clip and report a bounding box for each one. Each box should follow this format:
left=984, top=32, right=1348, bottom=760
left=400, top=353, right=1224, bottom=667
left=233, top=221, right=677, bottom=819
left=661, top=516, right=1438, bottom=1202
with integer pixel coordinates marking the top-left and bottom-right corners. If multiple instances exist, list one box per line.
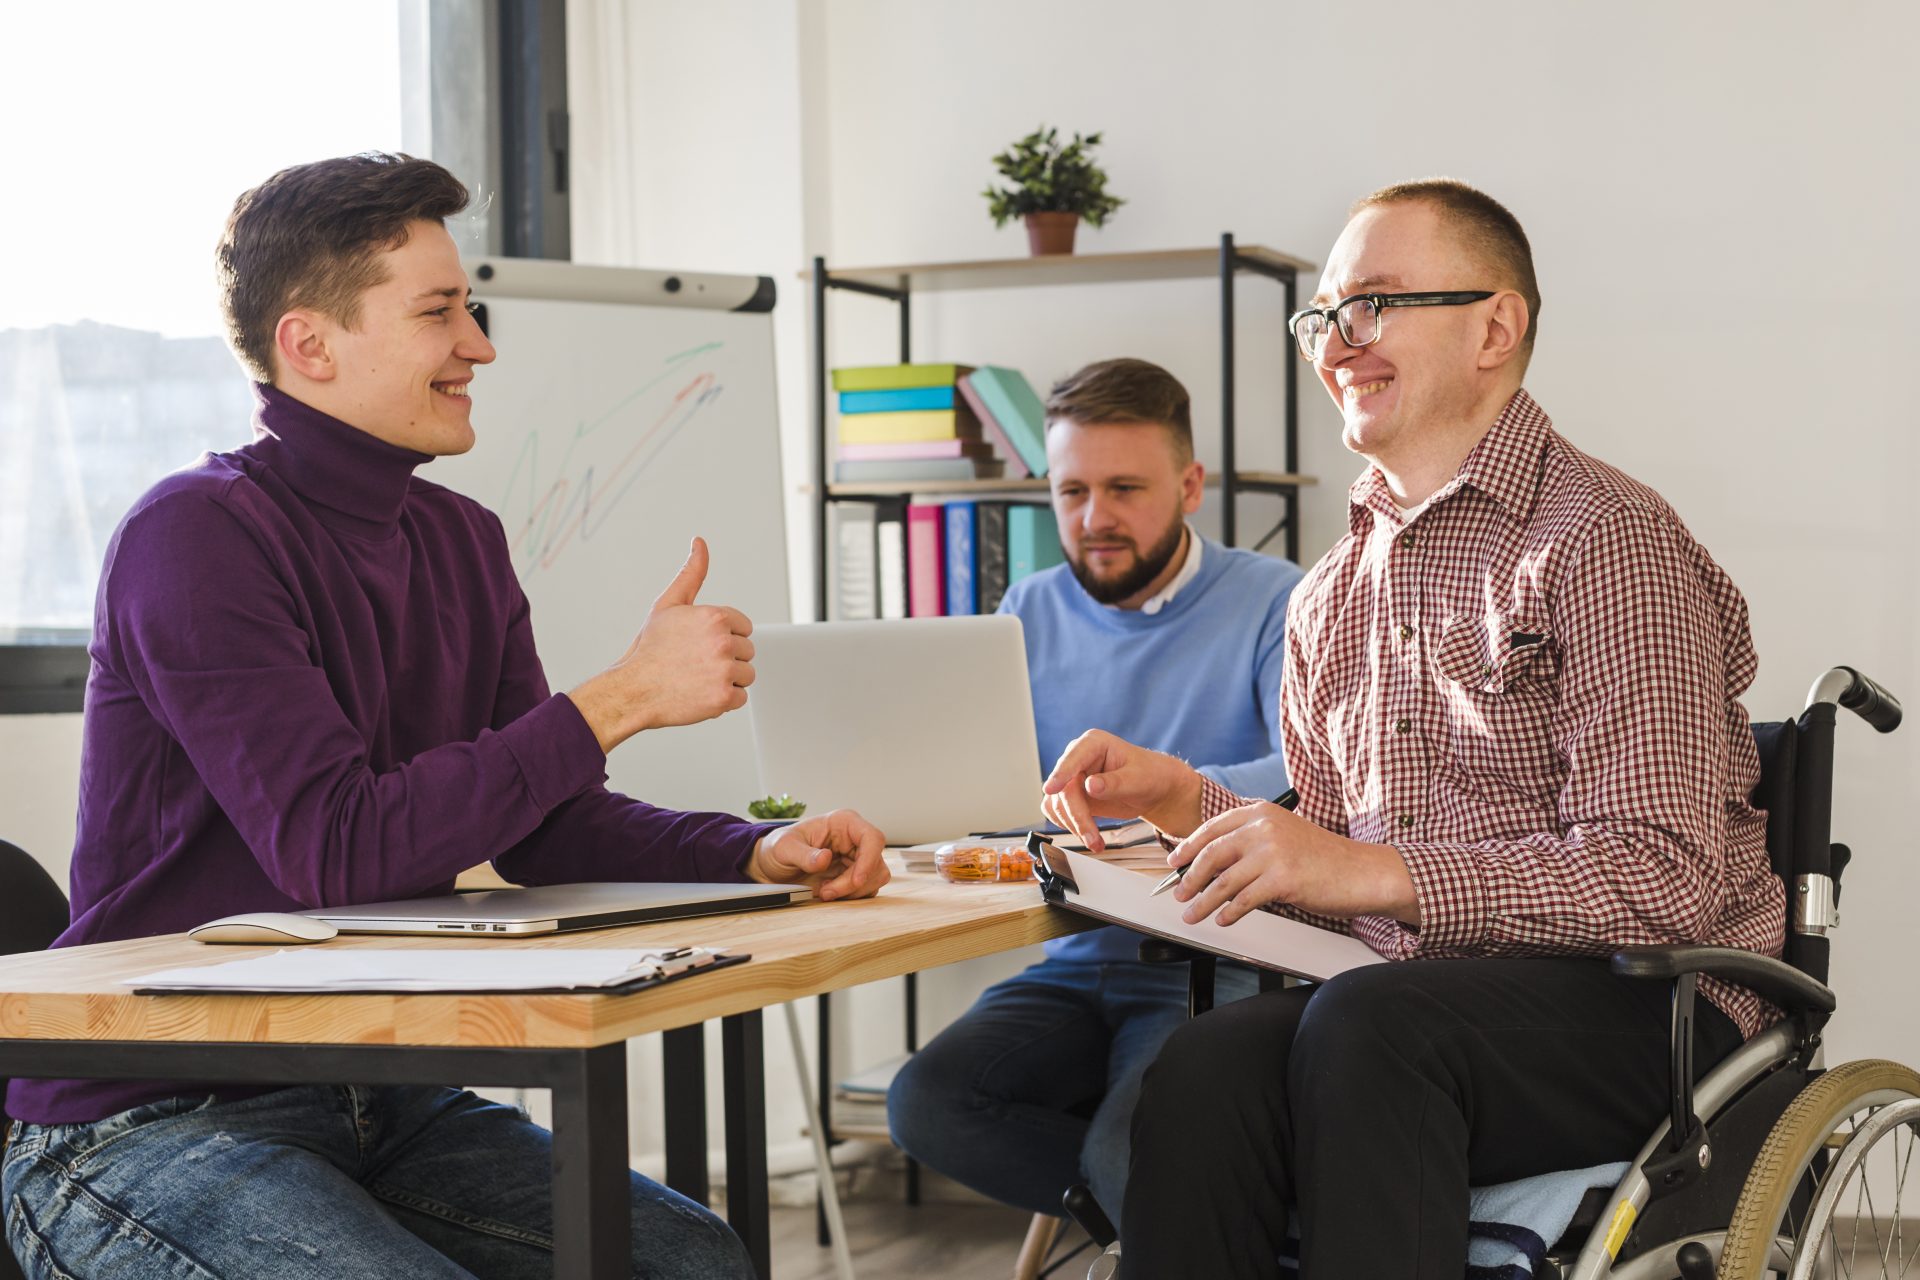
left=1028, top=830, right=1077, bottom=902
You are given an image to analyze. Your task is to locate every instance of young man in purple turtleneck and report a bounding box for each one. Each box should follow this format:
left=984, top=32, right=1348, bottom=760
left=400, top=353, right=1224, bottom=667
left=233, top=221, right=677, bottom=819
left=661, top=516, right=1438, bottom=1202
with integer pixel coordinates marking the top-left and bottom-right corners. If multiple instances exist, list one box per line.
left=0, top=154, right=887, bottom=1280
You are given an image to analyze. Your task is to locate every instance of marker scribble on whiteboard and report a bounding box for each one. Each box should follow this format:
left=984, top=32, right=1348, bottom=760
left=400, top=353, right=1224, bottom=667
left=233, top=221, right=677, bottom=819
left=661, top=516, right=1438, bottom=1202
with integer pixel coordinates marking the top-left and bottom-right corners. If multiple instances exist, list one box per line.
left=498, top=343, right=726, bottom=574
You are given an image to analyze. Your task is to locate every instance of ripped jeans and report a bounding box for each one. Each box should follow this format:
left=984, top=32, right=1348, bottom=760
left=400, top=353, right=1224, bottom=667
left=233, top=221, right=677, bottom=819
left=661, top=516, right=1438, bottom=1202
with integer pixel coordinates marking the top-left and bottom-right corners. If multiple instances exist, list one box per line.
left=2, top=1085, right=752, bottom=1279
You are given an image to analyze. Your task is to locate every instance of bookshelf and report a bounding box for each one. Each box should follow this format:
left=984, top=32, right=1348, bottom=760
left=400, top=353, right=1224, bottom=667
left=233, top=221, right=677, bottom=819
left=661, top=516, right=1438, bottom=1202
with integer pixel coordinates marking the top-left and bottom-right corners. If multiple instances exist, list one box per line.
left=806, top=236, right=1321, bottom=622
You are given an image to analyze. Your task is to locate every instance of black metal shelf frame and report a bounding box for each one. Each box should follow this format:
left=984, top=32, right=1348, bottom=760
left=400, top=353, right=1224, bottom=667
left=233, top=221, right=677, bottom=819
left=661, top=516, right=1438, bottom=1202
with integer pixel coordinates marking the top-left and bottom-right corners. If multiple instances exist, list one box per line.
left=809, top=232, right=1307, bottom=623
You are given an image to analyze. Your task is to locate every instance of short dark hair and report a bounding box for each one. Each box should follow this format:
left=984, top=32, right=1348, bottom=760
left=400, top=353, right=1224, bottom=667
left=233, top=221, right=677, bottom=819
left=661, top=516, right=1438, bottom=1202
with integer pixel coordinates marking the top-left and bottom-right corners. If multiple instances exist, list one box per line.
left=216, top=152, right=471, bottom=383
left=1044, top=358, right=1194, bottom=463
left=1354, top=177, right=1541, bottom=358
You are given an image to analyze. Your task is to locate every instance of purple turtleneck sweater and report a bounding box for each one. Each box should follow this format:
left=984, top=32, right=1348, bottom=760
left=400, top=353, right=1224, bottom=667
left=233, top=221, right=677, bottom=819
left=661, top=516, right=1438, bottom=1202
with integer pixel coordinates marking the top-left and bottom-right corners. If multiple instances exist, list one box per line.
left=10, top=385, right=768, bottom=1125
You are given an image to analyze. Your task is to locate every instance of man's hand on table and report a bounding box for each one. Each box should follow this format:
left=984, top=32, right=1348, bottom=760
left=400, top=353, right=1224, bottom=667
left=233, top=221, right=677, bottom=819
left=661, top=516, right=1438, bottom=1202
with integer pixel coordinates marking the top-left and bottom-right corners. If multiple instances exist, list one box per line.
left=749, top=808, right=891, bottom=902
left=1167, top=801, right=1421, bottom=928
left=1040, top=729, right=1205, bottom=852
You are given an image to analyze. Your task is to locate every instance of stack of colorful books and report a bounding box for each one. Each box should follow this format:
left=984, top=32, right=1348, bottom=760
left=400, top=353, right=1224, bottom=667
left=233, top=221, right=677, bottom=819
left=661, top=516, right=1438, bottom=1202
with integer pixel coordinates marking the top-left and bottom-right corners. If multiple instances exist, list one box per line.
left=825, top=361, right=1066, bottom=619
left=832, top=363, right=1002, bottom=483
left=831, top=363, right=1054, bottom=483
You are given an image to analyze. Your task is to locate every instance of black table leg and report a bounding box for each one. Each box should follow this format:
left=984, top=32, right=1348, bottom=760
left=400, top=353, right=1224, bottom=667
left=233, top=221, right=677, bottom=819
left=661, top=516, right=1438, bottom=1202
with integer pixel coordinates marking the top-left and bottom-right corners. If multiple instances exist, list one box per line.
left=722, top=1010, right=770, bottom=1278
left=816, top=990, right=833, bottom=1247
left=551, top=1042, right=631, bottom=1280
left=905, top=972, right=921, bottom=1207
left=662, top=1023, right=709, bottom=1204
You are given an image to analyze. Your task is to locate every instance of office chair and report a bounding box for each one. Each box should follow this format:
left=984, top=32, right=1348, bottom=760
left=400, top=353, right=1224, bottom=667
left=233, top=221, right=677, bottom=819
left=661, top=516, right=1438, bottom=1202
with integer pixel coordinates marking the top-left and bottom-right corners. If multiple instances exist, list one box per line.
left=0, top=840, right=70, bottom=1280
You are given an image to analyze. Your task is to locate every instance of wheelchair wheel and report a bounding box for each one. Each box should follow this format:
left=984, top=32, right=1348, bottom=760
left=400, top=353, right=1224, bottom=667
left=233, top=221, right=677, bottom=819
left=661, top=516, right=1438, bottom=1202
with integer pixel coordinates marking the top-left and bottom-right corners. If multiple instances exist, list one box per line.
left=1719, top=1059, right=1920, bottom=1279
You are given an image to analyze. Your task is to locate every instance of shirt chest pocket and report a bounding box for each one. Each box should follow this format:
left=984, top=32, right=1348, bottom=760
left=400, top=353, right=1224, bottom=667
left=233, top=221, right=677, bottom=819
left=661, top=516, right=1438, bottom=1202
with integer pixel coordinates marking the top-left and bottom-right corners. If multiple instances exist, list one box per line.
left=1430, top=613, right=1561, bottom=797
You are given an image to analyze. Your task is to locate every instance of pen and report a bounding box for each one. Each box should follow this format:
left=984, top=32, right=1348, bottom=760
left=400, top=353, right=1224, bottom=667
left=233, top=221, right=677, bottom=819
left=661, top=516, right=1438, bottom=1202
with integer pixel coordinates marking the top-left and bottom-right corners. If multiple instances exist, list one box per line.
left=1149, top=788, right=1300, bottom=897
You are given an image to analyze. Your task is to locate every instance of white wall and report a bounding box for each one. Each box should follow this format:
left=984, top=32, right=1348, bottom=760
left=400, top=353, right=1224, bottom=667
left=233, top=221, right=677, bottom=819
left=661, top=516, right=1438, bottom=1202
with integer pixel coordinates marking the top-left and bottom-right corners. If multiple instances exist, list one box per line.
left=0, top=714, right=81, bottom=882
left=801, top=0, right=1920, bottom=1078
left=564, top=0, right=1045, bottom=1178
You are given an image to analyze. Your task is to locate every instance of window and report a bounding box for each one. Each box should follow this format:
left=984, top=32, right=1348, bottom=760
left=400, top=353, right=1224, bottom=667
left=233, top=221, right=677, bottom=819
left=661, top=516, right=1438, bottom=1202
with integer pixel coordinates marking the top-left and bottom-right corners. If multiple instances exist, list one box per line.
left=0, top=3, right=405, bottom=643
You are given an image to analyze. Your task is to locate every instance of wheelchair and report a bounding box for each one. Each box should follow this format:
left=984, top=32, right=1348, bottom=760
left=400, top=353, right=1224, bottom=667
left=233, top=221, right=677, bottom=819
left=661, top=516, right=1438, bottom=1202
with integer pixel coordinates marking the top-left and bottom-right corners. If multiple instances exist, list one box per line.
left=1056, top=665, right=1916, bottom=1280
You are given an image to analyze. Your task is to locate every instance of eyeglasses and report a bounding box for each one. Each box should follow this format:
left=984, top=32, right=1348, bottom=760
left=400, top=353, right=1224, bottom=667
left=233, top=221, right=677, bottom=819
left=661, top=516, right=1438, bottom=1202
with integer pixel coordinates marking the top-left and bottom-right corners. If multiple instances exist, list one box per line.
left=1287, top=291, right=1495, bottom=361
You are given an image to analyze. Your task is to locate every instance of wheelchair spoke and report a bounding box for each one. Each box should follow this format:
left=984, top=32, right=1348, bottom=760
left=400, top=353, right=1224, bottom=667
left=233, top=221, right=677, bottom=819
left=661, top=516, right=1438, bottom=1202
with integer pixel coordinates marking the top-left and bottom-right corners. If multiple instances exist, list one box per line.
left=1859, top=1158, right=1884, bottom=1276
left=1897, top=1125, right=1918, bottom=1280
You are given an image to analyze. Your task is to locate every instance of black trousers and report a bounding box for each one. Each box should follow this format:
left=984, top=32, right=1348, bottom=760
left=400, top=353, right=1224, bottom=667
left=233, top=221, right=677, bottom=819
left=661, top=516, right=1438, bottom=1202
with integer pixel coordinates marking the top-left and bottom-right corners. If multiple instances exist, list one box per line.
left=1118, top=958, right=1743, bottom=1279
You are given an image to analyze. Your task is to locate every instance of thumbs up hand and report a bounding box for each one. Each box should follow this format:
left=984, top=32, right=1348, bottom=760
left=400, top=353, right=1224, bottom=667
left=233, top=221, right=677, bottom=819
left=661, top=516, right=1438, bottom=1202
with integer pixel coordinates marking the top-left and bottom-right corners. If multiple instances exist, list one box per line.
left=567, top=537, right=756, bottom=753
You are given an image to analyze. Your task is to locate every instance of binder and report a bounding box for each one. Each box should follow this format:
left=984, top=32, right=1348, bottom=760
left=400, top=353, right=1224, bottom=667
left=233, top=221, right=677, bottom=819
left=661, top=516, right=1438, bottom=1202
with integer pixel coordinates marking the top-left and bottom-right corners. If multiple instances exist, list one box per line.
left=1028, top=834, right=1384, bottom=982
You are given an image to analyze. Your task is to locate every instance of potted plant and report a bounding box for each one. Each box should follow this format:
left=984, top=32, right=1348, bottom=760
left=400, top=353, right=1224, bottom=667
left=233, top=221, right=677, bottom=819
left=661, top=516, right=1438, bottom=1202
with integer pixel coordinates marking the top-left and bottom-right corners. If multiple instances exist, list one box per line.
left=983, top=126, right=1124, bottom=256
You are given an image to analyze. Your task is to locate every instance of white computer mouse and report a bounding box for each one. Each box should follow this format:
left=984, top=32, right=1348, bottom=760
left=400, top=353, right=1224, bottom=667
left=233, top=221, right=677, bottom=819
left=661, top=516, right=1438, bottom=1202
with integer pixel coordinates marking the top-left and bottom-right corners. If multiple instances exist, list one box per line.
left=188, top=912, right=340, bottom=945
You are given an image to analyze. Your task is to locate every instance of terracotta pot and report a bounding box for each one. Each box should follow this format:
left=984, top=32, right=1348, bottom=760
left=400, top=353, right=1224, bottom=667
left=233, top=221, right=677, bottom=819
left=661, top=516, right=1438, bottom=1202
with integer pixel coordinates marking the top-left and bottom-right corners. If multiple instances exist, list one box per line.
left=1023, top=212, right=1080, bottom=256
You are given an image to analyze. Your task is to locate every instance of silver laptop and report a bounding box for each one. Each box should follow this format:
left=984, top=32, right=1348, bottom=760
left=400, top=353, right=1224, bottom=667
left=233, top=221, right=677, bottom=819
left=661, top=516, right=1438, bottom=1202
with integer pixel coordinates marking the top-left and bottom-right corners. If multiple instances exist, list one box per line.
left=748, top=616, right=1044, bottom=845
left=299, top=881, right=808, bottom=937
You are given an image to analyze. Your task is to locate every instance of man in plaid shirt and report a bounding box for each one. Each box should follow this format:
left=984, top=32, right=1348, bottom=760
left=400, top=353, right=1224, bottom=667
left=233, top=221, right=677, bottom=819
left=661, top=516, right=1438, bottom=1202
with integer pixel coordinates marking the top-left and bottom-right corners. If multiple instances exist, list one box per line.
left=1041, top=179, right=1782, bottom=1278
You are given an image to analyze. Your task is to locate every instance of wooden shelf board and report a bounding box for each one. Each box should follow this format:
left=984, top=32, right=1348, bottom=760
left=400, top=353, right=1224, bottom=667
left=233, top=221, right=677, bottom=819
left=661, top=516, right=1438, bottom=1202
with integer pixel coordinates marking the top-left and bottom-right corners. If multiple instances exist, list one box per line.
left=808, top=245, right=1316, bottom=294
left=813, top=470, right=1316, bottom=499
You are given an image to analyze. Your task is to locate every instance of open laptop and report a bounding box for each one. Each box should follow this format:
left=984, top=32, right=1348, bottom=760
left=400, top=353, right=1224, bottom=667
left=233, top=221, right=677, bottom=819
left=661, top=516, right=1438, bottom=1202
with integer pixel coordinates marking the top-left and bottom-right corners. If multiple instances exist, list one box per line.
left=298, top=881, right=808, bottom=937
left=748, top=616, right=1044, bottom=845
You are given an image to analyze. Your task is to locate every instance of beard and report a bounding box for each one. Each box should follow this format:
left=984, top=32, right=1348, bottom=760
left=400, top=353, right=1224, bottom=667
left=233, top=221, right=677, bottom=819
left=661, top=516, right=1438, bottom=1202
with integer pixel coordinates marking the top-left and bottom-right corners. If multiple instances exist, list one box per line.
left=1069, top=518, right=1188, bottom=605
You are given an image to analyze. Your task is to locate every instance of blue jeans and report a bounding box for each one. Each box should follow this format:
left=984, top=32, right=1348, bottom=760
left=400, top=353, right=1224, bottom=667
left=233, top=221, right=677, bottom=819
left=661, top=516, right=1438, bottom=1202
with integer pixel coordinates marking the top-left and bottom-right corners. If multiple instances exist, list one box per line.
left=887, top=957, right=1257, bottom=1228
left=3, top=1084, right=751, bottom=1279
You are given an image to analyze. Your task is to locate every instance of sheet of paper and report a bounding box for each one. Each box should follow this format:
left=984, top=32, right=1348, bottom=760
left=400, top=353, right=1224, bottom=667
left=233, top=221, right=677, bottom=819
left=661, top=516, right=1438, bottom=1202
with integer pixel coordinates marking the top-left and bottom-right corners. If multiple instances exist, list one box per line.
left=127, top=948, right=726, bottom=994
left=1052, top=850, right=1385, bottom=982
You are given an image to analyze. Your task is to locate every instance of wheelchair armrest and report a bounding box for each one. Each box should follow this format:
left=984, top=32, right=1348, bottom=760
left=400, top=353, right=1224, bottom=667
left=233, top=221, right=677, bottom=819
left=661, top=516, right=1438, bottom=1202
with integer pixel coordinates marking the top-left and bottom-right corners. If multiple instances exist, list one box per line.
left=1611, top=944, right=1835, bottom=1015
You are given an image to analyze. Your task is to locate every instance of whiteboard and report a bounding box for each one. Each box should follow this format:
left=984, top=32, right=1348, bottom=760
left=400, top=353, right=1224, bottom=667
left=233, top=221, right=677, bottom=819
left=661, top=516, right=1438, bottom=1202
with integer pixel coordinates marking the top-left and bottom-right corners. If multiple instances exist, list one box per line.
left=427, top=260, right=789, bottom=817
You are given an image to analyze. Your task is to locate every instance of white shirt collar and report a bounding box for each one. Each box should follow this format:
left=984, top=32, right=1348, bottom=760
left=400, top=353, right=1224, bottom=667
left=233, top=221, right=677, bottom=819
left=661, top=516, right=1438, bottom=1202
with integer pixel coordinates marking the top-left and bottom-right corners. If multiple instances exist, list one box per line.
left=1107, top=522, right=1201, bottom=616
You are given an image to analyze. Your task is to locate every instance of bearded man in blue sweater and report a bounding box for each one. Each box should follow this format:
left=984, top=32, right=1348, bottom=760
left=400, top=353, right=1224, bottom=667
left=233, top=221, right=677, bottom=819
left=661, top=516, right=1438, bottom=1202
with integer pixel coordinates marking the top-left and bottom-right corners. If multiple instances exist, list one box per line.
left=888, top=358, right=1304, bottom=1231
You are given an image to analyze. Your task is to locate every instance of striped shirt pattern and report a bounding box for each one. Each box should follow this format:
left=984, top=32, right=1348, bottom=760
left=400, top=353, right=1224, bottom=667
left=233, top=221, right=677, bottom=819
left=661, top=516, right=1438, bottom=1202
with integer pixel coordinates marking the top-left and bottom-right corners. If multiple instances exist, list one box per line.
left=1196, top=390, right=1783, bottom=1038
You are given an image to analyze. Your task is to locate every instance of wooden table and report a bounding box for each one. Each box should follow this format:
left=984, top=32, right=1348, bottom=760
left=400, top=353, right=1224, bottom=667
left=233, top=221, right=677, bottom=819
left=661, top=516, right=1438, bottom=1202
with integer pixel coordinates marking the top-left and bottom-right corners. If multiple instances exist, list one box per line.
left=0, top=871, right=1093, bottom=1279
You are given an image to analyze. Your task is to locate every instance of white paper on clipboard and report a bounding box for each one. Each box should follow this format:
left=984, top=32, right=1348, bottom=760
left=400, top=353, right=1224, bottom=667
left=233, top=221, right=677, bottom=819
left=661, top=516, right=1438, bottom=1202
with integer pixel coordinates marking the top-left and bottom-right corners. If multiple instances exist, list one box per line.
left=1037, top=847, right=1386, bottom=982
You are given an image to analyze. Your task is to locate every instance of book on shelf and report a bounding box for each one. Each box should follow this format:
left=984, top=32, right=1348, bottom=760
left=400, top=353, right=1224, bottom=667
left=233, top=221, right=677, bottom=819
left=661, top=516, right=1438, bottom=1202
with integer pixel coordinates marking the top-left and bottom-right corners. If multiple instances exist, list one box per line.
left=835, top=457, right=1006, bottom=483
left=964, top=367, right=1049, bottom=476
left=828, top=502, right=878, bottom=621
left=1008, top=502, right=1065, bottom=583
left=906, top=503, right=946, bottom=617
left=835, top=1052, right=910, bottom=1101
left=839, top=386, right=955, bottom=414
left=875, top=500, right=908, bottom=620
left=944, top=501, right=977, bottom=616
left=977, top=501, right=1012, bottom=613
left=831, top=363, right=975, bottom=393
left=836, top=439, right=997, bottom=462
left=851, top=497, right=1051, bottom=620
left=955, top=376, right=1033, bottom=480
left=837, top=407, right=982, bottom=446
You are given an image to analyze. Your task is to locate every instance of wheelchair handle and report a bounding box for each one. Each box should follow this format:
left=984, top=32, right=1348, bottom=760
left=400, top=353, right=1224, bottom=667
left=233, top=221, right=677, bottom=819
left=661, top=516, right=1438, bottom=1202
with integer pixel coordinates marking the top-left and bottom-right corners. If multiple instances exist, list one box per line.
left=1806, top=665, right=1902, bottom=733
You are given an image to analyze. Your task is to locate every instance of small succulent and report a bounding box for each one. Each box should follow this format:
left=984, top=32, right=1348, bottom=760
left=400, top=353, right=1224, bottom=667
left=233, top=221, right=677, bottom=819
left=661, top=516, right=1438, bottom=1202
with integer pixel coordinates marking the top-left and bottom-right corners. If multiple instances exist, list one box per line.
left=747, top=793, right=808, bottom=821
left=983, top=126, right=1124, bottom=228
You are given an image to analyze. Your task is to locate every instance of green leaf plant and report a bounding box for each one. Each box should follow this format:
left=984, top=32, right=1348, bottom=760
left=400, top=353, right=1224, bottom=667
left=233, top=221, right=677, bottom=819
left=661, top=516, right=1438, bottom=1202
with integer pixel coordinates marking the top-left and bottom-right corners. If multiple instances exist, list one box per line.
left=983, top=126, right=1125, bottom=229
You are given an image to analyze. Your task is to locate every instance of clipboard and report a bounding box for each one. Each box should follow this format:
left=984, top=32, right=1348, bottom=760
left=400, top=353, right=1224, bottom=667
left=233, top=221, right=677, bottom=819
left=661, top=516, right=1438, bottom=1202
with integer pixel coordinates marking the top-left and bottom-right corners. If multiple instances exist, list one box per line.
left=129, top=949, right=752, bottom=996
left=1028, top=832, right=1385, bottom=982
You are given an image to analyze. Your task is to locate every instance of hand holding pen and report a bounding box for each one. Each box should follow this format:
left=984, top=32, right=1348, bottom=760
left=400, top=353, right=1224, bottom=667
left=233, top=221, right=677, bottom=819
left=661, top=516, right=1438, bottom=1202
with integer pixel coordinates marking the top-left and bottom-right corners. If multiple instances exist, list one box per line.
left=1150, top=788, right=1299, bottom=897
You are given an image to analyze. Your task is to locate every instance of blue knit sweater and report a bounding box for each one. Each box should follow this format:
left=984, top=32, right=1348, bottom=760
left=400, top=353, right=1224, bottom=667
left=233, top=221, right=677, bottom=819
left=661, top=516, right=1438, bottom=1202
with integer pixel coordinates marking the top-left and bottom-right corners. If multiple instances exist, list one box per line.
left=998, top=536, right=1303, bottom=963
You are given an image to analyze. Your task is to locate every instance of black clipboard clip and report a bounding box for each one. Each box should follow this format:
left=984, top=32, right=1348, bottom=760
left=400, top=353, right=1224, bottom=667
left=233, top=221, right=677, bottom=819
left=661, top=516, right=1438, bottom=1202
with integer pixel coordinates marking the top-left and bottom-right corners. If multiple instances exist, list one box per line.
left=1027, top=831, right=1077, bottom=904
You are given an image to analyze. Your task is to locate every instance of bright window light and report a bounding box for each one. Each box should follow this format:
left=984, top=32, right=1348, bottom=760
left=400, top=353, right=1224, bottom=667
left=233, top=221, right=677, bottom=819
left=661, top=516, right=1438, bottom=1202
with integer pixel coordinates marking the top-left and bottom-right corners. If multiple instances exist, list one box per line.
left=0, top=2, right=404, bottom=634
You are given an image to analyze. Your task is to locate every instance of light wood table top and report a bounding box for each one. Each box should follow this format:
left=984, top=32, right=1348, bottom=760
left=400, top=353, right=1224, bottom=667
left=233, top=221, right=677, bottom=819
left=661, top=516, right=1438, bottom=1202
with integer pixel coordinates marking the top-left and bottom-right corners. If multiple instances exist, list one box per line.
left=0, top=871, right=1095, bottom=1052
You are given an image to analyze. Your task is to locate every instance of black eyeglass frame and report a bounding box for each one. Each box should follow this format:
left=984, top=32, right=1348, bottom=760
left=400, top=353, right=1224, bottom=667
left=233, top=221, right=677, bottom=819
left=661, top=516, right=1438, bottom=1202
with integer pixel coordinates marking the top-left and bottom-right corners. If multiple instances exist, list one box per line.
left=1287, top=290, right=1496, bottom=360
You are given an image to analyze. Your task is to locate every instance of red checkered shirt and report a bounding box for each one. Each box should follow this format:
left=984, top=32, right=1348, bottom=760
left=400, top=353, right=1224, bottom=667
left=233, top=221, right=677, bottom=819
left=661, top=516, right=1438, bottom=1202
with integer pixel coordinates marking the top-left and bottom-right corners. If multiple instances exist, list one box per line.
left=1194, top=389, right=1784, bottom=1039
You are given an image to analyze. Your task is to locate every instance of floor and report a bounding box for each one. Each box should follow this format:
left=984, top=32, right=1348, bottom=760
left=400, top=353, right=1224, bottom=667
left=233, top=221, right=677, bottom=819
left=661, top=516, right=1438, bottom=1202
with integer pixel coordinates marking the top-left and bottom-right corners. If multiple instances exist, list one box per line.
left=768, top=1199, right=1091, bottom=1280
